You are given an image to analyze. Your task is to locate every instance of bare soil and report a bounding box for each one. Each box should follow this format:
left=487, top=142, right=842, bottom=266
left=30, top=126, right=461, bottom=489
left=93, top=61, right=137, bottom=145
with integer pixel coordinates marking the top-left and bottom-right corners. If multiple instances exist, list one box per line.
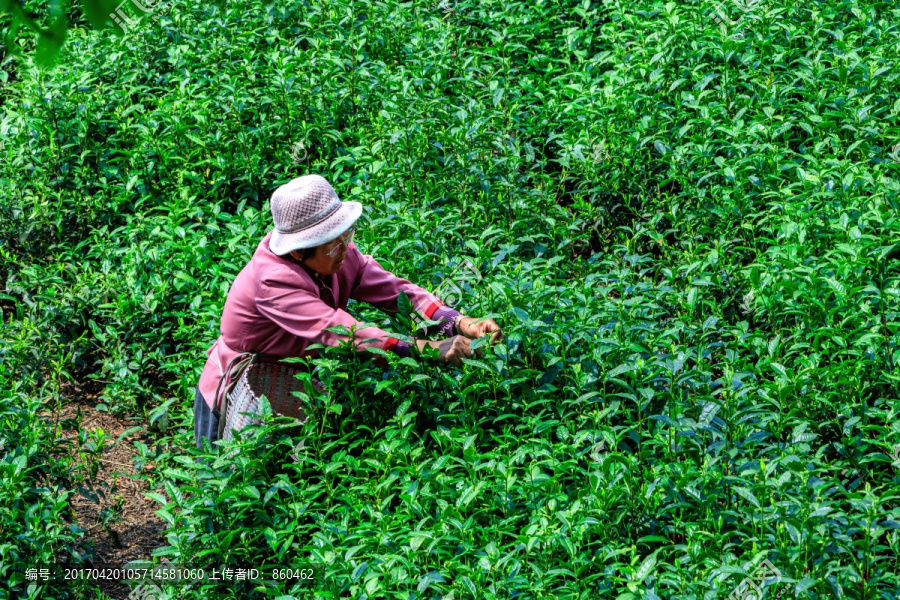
left=45, top=382, right=169, bottom=600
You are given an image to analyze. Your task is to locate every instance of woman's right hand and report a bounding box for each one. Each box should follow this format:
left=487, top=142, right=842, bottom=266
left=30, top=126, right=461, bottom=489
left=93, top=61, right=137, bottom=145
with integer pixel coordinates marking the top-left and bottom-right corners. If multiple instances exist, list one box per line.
left=416, top=335, right=480, bottom=366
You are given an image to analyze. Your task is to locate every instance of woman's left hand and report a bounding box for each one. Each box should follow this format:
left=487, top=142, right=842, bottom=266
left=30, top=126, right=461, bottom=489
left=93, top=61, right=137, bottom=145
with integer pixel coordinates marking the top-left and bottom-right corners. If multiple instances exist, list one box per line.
left=459, top=317, right=503, bottom=344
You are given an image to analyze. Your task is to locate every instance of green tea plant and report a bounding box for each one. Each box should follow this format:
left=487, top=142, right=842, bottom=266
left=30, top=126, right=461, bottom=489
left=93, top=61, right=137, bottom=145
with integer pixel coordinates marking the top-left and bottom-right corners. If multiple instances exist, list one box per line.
left=0, top=338, right=98, bottom=598
left=1, top=0, right=900, bottom=597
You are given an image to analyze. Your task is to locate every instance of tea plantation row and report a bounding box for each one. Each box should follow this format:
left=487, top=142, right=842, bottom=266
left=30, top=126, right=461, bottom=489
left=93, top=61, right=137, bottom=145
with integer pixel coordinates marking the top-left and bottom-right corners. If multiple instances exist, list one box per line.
left=1, top=0, right=899, bottom=598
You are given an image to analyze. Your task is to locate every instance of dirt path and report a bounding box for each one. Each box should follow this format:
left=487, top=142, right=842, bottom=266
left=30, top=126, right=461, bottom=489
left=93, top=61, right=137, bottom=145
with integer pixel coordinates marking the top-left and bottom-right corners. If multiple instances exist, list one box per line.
left=46, top=384, right=169, bottom=600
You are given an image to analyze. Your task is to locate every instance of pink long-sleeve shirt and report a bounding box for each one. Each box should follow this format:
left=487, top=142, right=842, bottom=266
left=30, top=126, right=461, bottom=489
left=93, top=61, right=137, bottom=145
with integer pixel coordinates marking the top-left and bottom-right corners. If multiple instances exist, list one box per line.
left=197, top=229, right=460, bottom=411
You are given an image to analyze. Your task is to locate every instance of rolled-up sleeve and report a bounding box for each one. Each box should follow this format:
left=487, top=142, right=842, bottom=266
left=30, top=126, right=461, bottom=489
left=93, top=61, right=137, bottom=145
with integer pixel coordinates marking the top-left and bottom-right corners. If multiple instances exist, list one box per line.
left=350, top=252, right=461, bottom=338
left=257, top=270, right=400, bottom=356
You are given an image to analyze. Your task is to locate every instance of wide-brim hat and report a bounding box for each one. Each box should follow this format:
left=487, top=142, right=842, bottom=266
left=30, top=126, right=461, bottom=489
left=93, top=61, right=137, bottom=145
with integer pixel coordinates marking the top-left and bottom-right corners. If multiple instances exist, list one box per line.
left=268, top=174, right=362, bottom=256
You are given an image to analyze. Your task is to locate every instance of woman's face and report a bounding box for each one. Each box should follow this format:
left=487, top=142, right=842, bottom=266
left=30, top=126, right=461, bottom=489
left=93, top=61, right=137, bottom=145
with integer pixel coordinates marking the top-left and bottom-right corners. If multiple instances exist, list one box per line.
left=289, top=229, right=353, bottom=276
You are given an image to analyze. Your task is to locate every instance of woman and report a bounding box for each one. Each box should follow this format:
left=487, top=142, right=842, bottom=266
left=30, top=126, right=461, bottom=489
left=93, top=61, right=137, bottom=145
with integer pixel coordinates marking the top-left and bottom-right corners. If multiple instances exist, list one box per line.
left=195, top=174, right=503, bottom=450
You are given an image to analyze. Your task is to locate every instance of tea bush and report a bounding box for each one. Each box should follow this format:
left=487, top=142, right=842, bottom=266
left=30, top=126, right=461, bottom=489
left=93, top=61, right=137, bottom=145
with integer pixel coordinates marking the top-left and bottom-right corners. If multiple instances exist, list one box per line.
left=0, top=315, right=99, bottom=599
left=1, top=0, right=899, bottom=597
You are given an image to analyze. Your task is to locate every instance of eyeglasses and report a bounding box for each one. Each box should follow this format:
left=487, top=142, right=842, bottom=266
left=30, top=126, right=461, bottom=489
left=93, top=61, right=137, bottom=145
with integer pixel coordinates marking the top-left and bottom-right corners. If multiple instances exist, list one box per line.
left=324, top=225, right=357, bottom=258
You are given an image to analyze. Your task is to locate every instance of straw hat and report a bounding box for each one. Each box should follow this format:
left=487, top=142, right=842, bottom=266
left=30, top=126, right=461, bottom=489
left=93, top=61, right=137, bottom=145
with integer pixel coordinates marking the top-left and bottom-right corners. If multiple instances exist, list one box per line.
left=268, top=174, right=362, bottom=256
